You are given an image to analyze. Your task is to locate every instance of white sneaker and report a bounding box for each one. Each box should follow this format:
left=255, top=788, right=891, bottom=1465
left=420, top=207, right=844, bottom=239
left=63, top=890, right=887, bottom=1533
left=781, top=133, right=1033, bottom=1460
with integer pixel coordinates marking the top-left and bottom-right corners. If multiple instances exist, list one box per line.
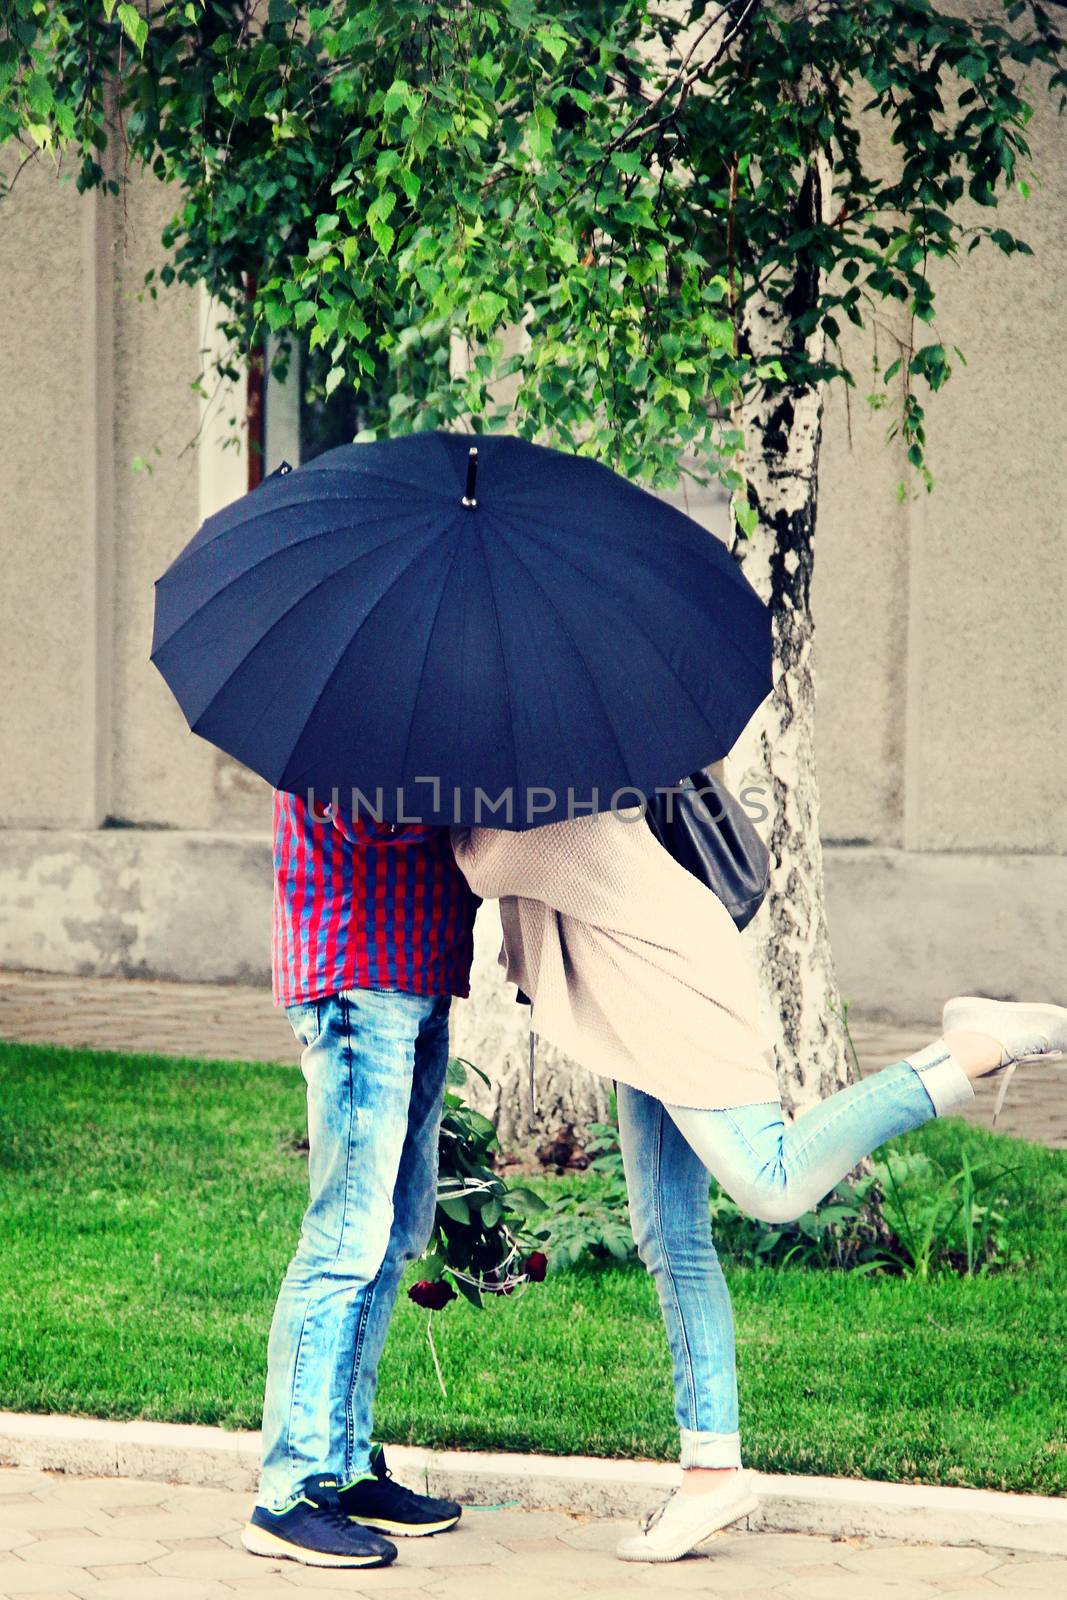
left=616, top=1472, right=758, bottom=1563
left=942, top=996, right=1067, bottom=1123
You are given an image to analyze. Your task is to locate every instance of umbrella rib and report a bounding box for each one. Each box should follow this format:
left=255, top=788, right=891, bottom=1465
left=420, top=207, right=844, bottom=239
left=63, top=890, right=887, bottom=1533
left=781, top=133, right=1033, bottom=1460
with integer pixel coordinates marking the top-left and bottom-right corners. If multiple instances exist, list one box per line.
left=484, top=516, right=638, bottom=788
left=307, top=462, right=459, bottom=498
left=274, top=532, right=453, bottom=786
left=164, top=493, right=423, bottom=577
left=154, top=523, right=422, bottom=658
left=475, top=522, right=524, bottom=820
left=394, top=513, right=468, bottom=798
left=490, top=507, right=737, bottom=763
left=490, top=496, right=763, bottom=603
left=492, top=504, right=771, bottom=693
left=186, top=529, right=436, bottom=746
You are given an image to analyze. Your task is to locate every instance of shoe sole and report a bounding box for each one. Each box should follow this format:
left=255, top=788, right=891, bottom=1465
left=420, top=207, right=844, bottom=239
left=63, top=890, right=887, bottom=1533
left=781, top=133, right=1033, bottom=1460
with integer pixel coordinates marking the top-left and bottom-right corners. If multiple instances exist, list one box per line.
left=349, top=1512, right=461, bottom=1537
left=943, top=997, right=1067, bottom=1063
left=241, top=1523, right=395, bottom=1567
left=615, top=1492, right=759, bottom=1563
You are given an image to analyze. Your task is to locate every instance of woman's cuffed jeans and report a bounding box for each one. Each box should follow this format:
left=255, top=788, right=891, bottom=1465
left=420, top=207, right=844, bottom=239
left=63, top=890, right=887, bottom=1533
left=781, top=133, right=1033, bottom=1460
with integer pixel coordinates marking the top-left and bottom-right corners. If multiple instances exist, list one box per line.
left=617, top=1046, right=975, bottom=1469
left=257, top=987, right=451, bottom=1513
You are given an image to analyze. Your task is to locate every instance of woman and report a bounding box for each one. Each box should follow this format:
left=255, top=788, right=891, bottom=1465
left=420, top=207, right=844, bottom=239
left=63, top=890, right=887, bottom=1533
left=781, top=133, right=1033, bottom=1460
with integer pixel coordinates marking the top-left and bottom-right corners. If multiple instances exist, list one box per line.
left=451, top=804, right=1067, bottom=1564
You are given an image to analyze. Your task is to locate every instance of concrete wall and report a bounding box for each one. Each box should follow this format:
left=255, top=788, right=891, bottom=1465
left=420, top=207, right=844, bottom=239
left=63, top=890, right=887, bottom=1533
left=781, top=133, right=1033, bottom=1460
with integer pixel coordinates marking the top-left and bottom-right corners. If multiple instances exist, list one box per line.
left=1, top=40, right=1065, bottom=1023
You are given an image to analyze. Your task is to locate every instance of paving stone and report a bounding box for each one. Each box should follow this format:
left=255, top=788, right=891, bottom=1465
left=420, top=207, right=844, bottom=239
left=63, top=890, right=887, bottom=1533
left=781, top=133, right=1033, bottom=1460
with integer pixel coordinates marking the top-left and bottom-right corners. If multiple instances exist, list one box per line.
left=457, top=1509, right=575, bottom=1540
left=389, top=1535, right=510, bottom=1568
left=573, top=1580, right=649, bottom=1594
left=489, top=1544, right=648, bottom=1583
left=838, top=1545, right=1001, bottom=1579
left=94, top=1511, right=241, bottom=1543
left=713, top=1534, right=853, bottom=1566
left=0, top=1476, right=59, bottom=1497
left=0, top=1528, right=36, bottom=1552
left=933, top=1583, right=1014, bottom=1596
left=628, top=1556, right=784, bottom=1591
left=0, top=1504, right=116, bottom=1534
left=151, top=1547, right=287, bottom=1581
left=963, top=1591, right=1067, bottom=1600
left=213, top=1578, right=305, bottom=1595
left=0, top=1564, right=102, bottom=1594
left=986, top=1562, right=1067, bottom=1591
left=0, top=1592, right=83, bottom=1600
left=277, top=1565, right=441, bottom=1592
left=415, top=1578, right=590, bottom=1600
left=20, top=1535, right=168, bottom=1567
left=39, top=1479, right=171, bottom=1509
left=157, top=1491, right=255, bottom=1521
left=788, top=1574, right=936, bottom=1600
left=88, top=1580, right=224, bottom=1600
left=555, top=1519, right=626, bottom=1553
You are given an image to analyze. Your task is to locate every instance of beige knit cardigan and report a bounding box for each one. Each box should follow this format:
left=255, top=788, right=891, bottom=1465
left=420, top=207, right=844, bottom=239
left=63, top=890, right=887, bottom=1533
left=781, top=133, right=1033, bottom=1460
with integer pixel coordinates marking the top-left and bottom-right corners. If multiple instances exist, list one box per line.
left=451, top=807, right=778, bottom=1111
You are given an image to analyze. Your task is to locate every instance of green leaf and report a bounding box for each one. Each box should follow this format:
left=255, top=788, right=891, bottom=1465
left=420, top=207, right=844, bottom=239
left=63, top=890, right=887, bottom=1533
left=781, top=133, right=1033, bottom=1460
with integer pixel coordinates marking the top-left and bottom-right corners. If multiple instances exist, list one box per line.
left=367, top=190, right=396, bottom=227
left=529, top=104, right=556, bottom=163
left=324, top=365, right=344, bottom=398
left=734, top=499, right=758, bottom=538
left=116, top=3, right=149, bottom=56
left=505, top=1187, right=549, bottom=1214
left=438, top=1196, right=471, bottom=1225
left=370, top=221, right=395, bottom=257
left=535, top=26, right=568, bottom=65
left=468, top=290, right=508, bottom=334
left=453, top=1274, right=483, bottom=1310
left=383, top=79, right=417, bottom=117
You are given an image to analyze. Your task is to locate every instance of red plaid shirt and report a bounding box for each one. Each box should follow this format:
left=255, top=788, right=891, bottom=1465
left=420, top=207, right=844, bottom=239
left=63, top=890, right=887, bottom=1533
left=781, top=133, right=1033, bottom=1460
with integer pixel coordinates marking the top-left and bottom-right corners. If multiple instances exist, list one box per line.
left=271, top=791, right=480, bottom=1008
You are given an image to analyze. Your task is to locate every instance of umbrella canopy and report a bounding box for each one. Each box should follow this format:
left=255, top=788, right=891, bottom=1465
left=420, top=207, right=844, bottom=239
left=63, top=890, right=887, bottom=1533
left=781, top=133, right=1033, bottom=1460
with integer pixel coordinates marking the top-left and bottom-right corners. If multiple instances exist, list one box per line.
left=151, top=431, right=771, bottom=828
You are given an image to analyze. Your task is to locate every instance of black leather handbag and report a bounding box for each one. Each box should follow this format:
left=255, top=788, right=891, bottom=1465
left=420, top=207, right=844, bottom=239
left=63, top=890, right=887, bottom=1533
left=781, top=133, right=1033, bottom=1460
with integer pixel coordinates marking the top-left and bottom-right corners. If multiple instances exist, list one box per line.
left=645, top=771, right=770, bottom=930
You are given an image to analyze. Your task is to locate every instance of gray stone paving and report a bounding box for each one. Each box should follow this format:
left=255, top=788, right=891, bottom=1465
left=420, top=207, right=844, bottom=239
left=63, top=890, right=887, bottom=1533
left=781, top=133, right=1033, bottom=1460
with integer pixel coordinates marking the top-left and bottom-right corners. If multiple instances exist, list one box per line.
left=1, top=969, right=1064, bottom=1148
left=0, top=1467, right=1063, bottom=1600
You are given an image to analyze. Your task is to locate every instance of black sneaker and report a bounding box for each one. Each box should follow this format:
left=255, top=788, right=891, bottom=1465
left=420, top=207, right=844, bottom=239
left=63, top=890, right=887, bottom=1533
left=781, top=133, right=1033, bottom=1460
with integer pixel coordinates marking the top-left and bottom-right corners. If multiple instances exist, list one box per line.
left=242, top=1472, right=398, bottom=1568
left=337, top=1444, right=462, bottom=1537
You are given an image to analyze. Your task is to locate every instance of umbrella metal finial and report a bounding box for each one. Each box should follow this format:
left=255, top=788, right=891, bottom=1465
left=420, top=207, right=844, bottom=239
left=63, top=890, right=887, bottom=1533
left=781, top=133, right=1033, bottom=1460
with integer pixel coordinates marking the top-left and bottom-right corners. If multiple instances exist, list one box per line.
left=461, top=446, right=479, bottom=508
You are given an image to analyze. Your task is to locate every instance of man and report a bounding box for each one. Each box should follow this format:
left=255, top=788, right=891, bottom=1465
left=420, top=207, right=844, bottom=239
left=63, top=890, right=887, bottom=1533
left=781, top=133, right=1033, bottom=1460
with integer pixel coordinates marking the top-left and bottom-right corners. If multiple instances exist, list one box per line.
left=241, top=789, right=480, bottom=1571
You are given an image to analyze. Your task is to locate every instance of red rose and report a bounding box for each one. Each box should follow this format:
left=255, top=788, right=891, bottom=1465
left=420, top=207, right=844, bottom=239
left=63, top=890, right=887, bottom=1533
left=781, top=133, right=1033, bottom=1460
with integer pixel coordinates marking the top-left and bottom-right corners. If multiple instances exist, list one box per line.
left=408, top=1279, right=456, bottom=1310
left=523, top=1251, right=548, bottom=1282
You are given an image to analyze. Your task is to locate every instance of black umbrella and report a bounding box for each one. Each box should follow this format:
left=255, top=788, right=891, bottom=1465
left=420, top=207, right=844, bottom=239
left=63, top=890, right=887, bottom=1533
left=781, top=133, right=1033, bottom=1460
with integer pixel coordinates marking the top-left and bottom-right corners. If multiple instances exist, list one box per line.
left=151, top=431, right=771, bottom=828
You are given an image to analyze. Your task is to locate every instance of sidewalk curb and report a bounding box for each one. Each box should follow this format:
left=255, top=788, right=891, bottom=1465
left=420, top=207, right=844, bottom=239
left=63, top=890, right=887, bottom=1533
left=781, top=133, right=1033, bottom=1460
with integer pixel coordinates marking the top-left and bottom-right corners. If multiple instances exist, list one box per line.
left=1, top=1411, right=1064, bottom=1555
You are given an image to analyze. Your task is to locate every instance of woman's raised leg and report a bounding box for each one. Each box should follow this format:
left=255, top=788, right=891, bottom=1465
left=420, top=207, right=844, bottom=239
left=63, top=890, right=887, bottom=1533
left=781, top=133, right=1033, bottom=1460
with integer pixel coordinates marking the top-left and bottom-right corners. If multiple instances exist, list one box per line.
left=666, top=996, right=1067, bottom=1225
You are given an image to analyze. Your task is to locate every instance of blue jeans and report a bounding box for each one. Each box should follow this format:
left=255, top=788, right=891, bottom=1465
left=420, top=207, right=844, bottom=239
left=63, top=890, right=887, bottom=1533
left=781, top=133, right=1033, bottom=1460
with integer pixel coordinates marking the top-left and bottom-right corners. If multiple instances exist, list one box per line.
left=617, top=1047, right=974, bottom=1468
left=258, top=987, right=452, bottom=1513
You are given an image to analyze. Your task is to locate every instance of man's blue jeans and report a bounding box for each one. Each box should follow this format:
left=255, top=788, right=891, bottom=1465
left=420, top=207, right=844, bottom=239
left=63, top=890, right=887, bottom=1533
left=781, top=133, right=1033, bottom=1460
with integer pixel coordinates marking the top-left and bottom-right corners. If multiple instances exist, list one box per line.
left=258, top=987, right=451, bottom=1513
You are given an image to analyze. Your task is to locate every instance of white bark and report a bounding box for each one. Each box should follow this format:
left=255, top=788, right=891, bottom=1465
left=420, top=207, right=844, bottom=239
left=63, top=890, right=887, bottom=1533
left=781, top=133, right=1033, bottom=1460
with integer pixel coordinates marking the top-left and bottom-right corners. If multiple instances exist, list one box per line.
left=731, top=153, right=853, bottom=1114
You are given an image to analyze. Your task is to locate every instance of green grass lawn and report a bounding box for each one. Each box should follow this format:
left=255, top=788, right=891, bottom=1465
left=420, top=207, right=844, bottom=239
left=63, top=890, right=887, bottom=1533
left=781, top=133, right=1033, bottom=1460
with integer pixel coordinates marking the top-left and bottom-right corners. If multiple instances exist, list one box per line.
left=2, top=1038, right=1065, bottom=1494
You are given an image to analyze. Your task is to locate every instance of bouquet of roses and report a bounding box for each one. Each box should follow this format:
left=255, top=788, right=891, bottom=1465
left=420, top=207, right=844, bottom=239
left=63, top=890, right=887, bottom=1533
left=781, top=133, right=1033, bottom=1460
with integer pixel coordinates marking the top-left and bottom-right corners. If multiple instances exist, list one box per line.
left=408, top=1058, right=550, bottom=1314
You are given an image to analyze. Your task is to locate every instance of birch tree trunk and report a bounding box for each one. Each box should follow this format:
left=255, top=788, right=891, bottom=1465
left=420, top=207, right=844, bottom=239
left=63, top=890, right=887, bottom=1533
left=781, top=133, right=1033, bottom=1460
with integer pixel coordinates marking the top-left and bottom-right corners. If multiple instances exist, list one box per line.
left=730, top=156, right=852, bottom=1114
left=450, top=155, right=854, bottom=1140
